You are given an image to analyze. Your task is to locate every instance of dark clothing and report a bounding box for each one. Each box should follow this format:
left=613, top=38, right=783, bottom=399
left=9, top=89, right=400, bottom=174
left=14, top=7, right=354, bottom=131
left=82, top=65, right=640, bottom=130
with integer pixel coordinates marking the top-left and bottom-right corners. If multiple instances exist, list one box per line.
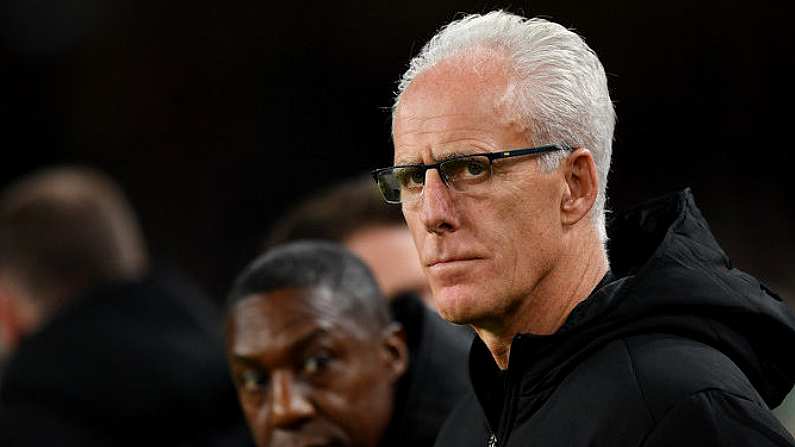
left=0, top=272, right=252, bottom=446
left=385, top=293, right=472, bottom=447
left=435, top=189, right=795, bottom=447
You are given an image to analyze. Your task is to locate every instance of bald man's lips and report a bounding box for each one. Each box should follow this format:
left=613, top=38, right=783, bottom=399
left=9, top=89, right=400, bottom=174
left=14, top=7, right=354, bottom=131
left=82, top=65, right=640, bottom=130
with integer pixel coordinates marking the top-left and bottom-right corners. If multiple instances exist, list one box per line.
left=294, top=438, right=345, bottom=447
left=272, top=429, right=347, bottom=447
left=303, top=442, right=338, bottom=447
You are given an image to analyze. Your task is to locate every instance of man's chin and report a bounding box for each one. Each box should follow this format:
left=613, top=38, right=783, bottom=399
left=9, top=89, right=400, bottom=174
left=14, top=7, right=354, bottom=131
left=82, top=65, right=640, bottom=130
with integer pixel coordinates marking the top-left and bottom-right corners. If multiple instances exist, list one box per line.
left=268, top=430, right=348, bottom=447
left=432, top=287, right=489, bottom=325
left=268, top=437, right=346, bottom=447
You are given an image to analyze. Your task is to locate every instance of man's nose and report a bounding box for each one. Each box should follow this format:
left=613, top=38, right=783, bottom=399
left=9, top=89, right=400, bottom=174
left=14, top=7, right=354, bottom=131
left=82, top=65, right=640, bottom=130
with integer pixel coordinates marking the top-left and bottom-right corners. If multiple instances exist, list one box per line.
left=420, top=169, right=459, bottom=235
left=268, top=370, right=315, bottom=430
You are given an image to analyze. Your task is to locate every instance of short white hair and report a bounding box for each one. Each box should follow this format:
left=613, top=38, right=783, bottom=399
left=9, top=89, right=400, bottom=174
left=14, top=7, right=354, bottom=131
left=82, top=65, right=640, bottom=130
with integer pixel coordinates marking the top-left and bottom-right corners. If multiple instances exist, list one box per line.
left=393, top=11, right=615, bottom=243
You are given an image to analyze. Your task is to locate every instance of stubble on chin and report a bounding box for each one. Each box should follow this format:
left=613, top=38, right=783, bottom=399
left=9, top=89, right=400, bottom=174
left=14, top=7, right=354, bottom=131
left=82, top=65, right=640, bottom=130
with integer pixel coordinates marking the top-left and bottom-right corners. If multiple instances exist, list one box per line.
left=432, top=284, right=487, bottom=325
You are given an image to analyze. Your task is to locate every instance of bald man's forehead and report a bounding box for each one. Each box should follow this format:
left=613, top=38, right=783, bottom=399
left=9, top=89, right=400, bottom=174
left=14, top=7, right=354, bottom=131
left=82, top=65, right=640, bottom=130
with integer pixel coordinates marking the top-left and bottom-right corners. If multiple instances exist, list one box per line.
left=228, top=287, right=374, bottom=344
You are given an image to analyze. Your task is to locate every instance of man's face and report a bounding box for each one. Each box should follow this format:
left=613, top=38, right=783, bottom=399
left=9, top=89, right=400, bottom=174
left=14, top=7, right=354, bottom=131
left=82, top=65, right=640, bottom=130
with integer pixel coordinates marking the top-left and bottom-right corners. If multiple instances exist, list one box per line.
left=226, top=287, right=405, bottom=447
left=344, top=225, right=432, bottom=306
left=392, top=54, right=566, bottom=327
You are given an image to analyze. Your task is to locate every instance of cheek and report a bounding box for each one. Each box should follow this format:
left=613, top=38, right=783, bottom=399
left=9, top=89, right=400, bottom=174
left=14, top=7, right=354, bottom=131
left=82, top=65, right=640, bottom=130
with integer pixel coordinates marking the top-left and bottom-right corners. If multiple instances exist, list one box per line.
left=402, top=210, right=426, bottom=249
left=500, top=183, right=557, bottom=237
left=237, top=390, right=262, bottom=419
left=486, top=190, right=558, bottom=273
left=467, top=196, right=521, bottom=256
left=239, top=397, right=269, bottom=446
left=314, top=370, right=395, bottom=447
left=342, top=359, right=394, bottom=407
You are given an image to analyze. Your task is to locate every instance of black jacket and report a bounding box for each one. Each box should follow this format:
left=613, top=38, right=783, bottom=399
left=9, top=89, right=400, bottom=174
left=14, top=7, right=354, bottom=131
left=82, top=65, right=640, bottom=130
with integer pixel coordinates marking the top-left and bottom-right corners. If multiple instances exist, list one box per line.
left=384, top=293, right=472, bottom=447
left=0, top=272, right=252, bottom=446
left=435, top=190, right=795, bottom=447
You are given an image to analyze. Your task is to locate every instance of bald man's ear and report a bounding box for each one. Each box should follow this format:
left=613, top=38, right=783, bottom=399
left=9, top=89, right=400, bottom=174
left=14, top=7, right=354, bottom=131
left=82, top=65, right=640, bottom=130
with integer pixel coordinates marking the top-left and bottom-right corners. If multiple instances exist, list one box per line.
left=0, top=280, right=37, bottom=356
left=560, top=148, right=599, bottom=227
left=381, top=323, right=409, bottom=383
left=0, top=289, right=15, bottom=356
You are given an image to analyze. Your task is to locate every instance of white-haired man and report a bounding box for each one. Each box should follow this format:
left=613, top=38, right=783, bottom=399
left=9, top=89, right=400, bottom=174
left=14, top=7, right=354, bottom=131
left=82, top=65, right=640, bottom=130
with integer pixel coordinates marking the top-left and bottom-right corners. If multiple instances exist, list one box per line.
left=372, top=10, right=795, bottom=446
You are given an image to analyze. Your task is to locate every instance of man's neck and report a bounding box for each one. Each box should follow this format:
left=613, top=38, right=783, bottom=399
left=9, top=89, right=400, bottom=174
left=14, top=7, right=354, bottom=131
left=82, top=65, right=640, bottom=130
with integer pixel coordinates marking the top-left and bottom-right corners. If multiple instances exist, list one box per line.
left=473, top=236, right=609, bottom=370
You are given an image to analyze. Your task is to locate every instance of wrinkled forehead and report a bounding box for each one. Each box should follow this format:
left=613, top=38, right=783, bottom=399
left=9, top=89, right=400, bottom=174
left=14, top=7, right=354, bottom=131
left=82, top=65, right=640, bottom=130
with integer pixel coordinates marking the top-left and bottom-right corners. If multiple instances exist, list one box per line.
left=396, top=49, right=510, bottom=106
left=227, top=287, right=365, bottom=353
left=392, top=54, right=518, bottom=164
left=397, top=52, right=511, bottom=115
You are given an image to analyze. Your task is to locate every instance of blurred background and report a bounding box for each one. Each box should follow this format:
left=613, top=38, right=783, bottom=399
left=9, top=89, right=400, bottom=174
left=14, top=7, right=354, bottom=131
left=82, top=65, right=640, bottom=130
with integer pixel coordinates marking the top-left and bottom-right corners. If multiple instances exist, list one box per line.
left=1, top=0, right=793, bottom=306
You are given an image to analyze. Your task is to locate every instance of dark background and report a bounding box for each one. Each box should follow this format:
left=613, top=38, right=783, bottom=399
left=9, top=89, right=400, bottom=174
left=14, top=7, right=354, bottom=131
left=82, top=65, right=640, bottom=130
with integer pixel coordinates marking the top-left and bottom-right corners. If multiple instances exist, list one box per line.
left=1, top=0, right=793, bottom=305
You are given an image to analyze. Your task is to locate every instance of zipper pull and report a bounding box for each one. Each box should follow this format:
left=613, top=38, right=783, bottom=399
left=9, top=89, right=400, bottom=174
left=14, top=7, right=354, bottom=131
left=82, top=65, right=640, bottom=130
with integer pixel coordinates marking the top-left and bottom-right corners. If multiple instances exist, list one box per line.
left=488, top=433, right=498, bottom=447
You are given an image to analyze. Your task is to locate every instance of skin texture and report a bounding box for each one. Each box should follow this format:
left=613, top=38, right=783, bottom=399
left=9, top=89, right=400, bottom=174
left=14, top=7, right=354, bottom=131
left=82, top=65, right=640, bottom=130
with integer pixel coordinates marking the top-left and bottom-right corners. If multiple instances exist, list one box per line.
left=393, top=50, right=608, bottom=368
left=344, top=225, right=432, bottom=306
left=226, top=287, right=408, bottom=447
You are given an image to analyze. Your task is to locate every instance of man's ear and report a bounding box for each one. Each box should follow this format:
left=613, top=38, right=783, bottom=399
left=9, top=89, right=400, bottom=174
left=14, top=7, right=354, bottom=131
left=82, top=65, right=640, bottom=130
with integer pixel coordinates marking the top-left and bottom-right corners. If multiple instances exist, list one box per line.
left=0, top=281, right=27, bottom=356
left=380, top=322, right=409, bottom=383
left=0, top=288, right=14, bottom=355
left=560, top=148, right=599, bottom=227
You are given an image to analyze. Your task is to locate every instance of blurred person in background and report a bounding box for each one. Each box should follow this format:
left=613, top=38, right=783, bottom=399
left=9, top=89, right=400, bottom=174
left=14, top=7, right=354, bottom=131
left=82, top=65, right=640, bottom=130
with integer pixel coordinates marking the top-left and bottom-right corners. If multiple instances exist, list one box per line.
left=267, top=174, right=432, bottom=306
left=225, top=241, right=469, bottom=447
left=266, top=173, right=472, bottom=351
left=374, top=10, right=795, bottom=446
left=0, top=166, right=250, bottom=446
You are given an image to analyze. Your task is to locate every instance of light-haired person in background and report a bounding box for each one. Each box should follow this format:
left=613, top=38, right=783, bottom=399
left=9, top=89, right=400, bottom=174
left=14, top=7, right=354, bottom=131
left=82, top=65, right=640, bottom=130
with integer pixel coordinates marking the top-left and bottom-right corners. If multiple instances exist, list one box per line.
left=373, top=10, right=795, bottom=446
left=0, top=166, right=148, bottom=363
left=0, top=166, right=250, bottom=446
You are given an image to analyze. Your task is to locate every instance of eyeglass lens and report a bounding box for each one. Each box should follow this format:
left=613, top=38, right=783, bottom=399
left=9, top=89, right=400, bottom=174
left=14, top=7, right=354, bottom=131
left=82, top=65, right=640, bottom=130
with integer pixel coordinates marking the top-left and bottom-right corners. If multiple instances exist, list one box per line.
left=377, top=155, right=492, bottom=204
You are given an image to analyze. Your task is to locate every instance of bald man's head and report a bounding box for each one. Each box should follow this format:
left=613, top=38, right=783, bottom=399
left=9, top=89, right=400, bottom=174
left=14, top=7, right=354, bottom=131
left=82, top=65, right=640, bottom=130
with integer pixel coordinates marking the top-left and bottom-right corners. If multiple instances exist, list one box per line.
left=227, top=240, right=391, bottom=335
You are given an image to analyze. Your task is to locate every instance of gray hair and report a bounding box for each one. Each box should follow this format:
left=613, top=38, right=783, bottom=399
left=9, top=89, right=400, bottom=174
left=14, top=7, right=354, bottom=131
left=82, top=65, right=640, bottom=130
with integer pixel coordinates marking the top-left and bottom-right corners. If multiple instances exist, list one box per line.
left=393, top=11, right=615, bottom=242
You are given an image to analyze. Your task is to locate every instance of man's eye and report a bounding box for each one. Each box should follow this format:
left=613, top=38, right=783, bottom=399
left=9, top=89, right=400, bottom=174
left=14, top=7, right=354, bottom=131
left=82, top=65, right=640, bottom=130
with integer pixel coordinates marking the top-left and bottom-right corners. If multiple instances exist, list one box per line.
left=444, top=157, right=489, bottom=180
left=239, top=369, right=267, bottom=393
left=303, top=353, right=332, bottom=375
left=396, top=167, right=425, bottom=188
left=466, top=161, right=486, bottom=176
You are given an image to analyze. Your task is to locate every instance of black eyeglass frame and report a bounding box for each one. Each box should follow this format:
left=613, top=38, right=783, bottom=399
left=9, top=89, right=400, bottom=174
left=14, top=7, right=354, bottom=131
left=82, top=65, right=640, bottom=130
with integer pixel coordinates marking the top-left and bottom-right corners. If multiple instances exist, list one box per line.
left=371, top=143, right=573, bottom=204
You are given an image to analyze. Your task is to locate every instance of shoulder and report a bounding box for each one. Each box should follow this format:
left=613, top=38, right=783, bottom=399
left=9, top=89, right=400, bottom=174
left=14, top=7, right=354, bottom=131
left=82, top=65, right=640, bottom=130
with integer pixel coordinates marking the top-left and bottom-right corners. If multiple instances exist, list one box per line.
left=548, top=332, right=767, bottom=422
left=620, top=333, right=764, bottom=421
left=433, top=393, right=489, bottom=447
left=534, top=334, right=790, bottom=445
left=639, top=388, right=795, bottom=446
left=0, top=402, right=112, bottom=446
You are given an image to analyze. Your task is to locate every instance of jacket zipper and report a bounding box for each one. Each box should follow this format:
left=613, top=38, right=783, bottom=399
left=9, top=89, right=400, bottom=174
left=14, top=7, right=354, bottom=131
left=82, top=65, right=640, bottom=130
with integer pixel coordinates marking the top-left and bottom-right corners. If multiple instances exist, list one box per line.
left=495, top=374, right=518, bottom=446
left=493, top=334, right=523, bottom=447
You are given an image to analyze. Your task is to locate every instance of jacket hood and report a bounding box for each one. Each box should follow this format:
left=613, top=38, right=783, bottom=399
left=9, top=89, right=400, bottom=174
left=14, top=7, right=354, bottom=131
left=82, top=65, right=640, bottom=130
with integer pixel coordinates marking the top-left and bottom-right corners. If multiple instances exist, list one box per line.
left=603, top=189, right=795, bottom=406
left=475, top=189, right=795, bottom=413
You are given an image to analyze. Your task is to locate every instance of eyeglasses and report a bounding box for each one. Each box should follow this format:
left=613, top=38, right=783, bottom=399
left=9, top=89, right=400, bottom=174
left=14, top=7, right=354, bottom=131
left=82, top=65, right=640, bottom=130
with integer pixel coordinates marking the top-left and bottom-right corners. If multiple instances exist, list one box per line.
left=371, top=144, right=571, bottom=204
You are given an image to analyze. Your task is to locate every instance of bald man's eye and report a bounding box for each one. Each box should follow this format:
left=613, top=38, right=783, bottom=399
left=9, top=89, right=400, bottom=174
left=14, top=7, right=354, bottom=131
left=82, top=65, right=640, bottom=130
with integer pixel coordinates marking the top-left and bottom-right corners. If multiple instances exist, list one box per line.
left=239, top=369, right=268, bottom=393
left=302, top=351, right=333, bottom=377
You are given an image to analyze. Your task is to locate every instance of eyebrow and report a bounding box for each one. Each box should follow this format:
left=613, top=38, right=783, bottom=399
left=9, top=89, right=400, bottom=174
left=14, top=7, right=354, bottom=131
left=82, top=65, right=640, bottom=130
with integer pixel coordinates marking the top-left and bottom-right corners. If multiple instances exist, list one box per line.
left=232, top=327, right=332, bottom=364
left=395, top=149, right=479, bottom=167
left=437, top=150, right=474, bottom=162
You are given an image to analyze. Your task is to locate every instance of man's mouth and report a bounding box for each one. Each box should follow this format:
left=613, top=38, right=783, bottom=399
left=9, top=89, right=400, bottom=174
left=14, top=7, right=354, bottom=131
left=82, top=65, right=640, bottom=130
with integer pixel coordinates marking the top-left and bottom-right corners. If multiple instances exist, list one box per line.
left=427, top=256, right=483, bottom=268
left=294, top=438, right=345, bottom=447
left=271, top=429, right=347, bottom=447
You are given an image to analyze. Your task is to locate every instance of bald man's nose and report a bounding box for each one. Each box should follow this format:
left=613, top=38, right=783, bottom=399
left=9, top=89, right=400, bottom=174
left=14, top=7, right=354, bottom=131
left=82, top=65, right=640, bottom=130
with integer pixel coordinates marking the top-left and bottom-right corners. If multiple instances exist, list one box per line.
left=268, top=371, right=315, bottom=430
